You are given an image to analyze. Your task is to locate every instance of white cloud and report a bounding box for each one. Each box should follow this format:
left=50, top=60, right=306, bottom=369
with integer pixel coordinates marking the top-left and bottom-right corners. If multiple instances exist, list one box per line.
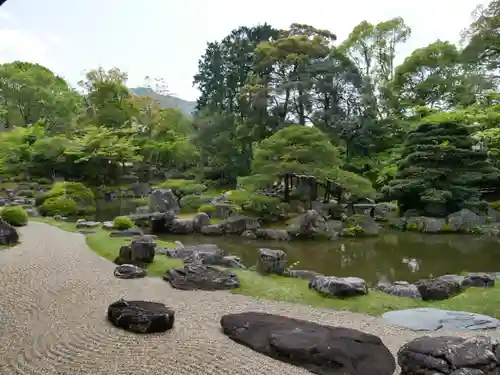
left=0, top=28, right=48, bottom=64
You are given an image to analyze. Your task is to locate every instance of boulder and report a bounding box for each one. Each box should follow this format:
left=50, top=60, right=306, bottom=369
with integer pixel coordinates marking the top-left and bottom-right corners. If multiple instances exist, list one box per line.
left=130, top=235, right=156, bottom=263
left=222, top=215, right=260, bottom=234
left=192, top=212, right=210, bottom=232
left=340, top=214, right=379, bottom=237
left=447, top=208, right=484, bottom=233
left=398, top=336, right=500, bottom=374
left=164, top=264, right=240, bottom=291
left=462, top=272, right=495, bottom=288
left=257, top=248, right=287, bottom=275
left=76, top=220, right=101, bottom=229
left=149, top=189, right=180, bottom=214
left=170, top=219, right=195, bottom=234
left=255, top=228, right=290, bottom=241
left=287, top=210, right=330, bottom=239
left=414, top=278, right=462, bottom=301
left=376, top=281, right=421, bottom=299
left=107, top=299, right=174, bottom=333
left=0, top=218, right=19, bottom=245
left=200, top=223, right=225, bottom=236
left=406, top=216, right=447, bottom=233
left=241, top=230, right=257, bottom=239
left=113, top=264, right=147, bottom=279
left=220, top=312, right=395, bottom=375
left=309, top=276, right=368, bottom=297
left=213, top=203, right=233, bottom=219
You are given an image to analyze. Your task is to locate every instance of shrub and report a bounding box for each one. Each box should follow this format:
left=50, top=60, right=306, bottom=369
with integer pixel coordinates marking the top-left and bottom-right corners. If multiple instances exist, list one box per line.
left=113, top=216, right=134, bottom=230
left=226, top=190, right=284, bottom=220
left=1, top=206, right=28, bottom=226
left=198, top=204, right=216, bottom=215
left=155, top=179, right=207, bottom=197
left=36, top=182, right=95, bottom=215
left=179, top=194, right=213, bottom=212
left=18, top=189, right=34, bottom=198
left=38, top=196, right=78, bottom=217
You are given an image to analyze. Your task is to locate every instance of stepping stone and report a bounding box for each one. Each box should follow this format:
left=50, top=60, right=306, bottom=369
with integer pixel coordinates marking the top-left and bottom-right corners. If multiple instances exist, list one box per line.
left=221, top=312, right=395, bottom=375
left=113, top=264, right=146, bottom=279
left=107, top=299, right=174, bottom=333
left=163, top=264, right=240, bottom=291
left=382, top=307, right=500, bottom=331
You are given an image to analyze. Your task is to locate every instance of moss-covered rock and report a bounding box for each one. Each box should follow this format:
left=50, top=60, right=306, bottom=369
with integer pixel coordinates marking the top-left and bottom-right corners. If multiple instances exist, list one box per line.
left=339, top=214, right=378, bottom=237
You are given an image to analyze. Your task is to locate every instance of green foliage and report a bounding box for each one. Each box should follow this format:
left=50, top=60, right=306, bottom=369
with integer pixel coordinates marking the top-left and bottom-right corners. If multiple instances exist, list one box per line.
left=38, top=196, right=78, bottom=217
left=18, top=189, right=34, bottom=198
left=1, top=206, right=28, bottom=226
left=198, top=204, right=216, bottom=215
left=179, top=194, right=213, bottom=212
left=383, top=119, right=500, bottom=216
left=155, top=179, right=207, bottom=197
left=336, top=170, right=376, bottom=199
left=36, top=182, right=95, bottom=216
left=112, top=216, right=134, bottom=230
left=226, top=190, right=285, bottom=220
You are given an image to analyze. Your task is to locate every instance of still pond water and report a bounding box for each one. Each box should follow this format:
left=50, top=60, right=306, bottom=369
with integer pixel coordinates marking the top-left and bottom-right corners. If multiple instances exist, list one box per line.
left=95, top=199, right=500, bottom=285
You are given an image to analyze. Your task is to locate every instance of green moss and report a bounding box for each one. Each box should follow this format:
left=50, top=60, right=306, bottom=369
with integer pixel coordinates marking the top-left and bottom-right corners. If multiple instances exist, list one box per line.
left=406, top=222, right=419, bottom=231
left=470, top=225, right=484, bottom=235
left=132, top=196, right=149, bottom=206
left=340, top=225, right=363, bottom=237
left=198, top=204, right=216, bottom=215
left=439, top=223, right=454, bottom=233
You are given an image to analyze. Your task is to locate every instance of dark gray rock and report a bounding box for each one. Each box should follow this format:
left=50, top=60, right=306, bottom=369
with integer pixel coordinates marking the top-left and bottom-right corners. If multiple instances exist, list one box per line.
left=398, top=335, right=500, bottom=374
left=462, top=272, right=495, bottom=288
left=447, top=208, right=484, bottom=233
left=0, top=219, right=19, bottom=245
left=200, top=223, right=225, bottom=236
left=287, top=210, right=331, bottom=239
left=414, top=277, right=462, bottom=301
left=257, top=248, right=287, bottom=275
left=376, top=281, right=421, bottom=299
left=76, top=220, right=101, bottom=229
left=109, top=228, right=143, bottom=237
left=114, top=264, right=147, bottom=279
left=192, top=212, right=210, bottom=232
left=164, top=264, right=240, bottom=291
left=107, top=299, right=174, bottom=333
left=170, top=219, right=195, bottom=234
left=309, top=276, right=368, bottom=297
left=149, top=189, right=180, bottom=214
left=255, top=228, right=290, bottom=241
left=221, top=312, right=396, bottom=375
left=131, top=182, right=150, bottom=198
left=116, top=235, right=156, bottom=265
left=438, top=274, right=466, bottom=285
left=241, top=230, right=257, bottom=239
left=222, top=215, right=260, bottom=235
left=78, top=229, right=96, bottom=234
left=340, top=214, right=379, bottom=236
left=382, top=308, right=500, bottom=331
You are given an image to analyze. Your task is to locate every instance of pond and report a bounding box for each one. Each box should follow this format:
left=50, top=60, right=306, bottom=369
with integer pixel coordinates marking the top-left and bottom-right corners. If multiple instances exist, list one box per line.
left=94, top=198, right=500, bottom=285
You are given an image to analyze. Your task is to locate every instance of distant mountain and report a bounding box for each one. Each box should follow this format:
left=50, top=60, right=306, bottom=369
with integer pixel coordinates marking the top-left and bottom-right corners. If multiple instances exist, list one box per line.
left=130, top=87, right=196, bottom=116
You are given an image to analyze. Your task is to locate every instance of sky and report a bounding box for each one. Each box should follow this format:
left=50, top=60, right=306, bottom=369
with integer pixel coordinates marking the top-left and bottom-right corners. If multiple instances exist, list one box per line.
left=0, top=0, right=488, bottom=101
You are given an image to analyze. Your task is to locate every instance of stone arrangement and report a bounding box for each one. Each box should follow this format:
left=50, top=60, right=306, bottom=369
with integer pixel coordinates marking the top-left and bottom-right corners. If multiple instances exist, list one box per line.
left=163, top=264, right=240, bottom=291
left=107, top=299, right=175, bottom=334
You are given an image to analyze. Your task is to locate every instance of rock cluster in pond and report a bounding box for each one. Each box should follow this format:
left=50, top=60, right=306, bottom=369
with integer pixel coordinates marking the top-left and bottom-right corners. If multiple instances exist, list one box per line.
left=164, top=264, right=240, bottom=291
left=0, top=218, right=19, bottom=246
left=382, top=308, right=500, bottom=331
left=113, top=264, right=147, bottom=279
left=107, top=299, right=174, bottom=333
left=220, top=312, right=396, bottom=375
left=114, top=235, right=156, bottom=267
left=161, top=243, right=246, bottom=269
left=398, top=335, right=500, bottom=374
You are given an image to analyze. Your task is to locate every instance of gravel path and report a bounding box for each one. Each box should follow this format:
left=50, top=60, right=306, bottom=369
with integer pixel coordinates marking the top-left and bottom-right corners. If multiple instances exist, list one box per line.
left=0, top=222, right=498, bottom=375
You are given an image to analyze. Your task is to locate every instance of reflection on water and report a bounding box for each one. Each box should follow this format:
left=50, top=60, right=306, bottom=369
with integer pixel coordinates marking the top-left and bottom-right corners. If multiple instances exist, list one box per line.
left=95, top=199, right=500, bottom=285
left=164, top=232, right=500, bottom=285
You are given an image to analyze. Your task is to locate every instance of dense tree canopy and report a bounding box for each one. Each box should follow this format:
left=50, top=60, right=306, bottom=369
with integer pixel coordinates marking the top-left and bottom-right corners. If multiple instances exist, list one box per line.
left=0, top=0, right=499, bottom=216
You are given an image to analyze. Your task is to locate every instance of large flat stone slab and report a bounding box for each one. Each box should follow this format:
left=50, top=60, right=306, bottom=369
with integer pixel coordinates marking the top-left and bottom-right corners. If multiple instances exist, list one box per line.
left=382, top=307, right=500, bottom=331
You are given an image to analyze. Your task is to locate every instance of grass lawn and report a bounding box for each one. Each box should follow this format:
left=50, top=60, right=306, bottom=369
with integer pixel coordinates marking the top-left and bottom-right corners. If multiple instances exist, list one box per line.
left=29, top=217, right=500, bottom=318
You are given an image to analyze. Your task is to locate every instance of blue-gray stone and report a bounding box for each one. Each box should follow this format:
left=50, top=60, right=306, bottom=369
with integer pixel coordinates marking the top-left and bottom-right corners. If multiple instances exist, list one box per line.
left=382, top=308, right=500, bottom=331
